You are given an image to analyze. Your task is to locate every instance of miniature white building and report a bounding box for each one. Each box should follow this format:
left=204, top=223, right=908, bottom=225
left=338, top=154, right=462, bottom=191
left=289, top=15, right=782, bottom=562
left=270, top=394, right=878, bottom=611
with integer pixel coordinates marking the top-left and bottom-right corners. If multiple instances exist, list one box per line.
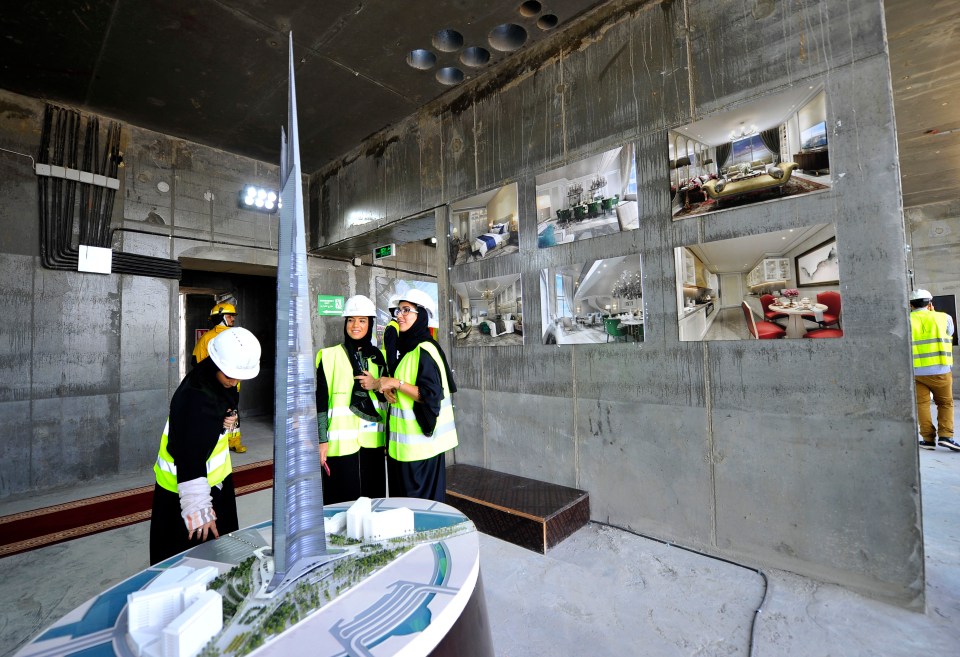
left=363, top=507, right=414, bottom=541
left=127, top=565, right=223, bottom=657
left=325, top=511, right=347, bottom=535
left=161, top=590, right=222, bottom=657
left=347, top=497, right=371, bottom=540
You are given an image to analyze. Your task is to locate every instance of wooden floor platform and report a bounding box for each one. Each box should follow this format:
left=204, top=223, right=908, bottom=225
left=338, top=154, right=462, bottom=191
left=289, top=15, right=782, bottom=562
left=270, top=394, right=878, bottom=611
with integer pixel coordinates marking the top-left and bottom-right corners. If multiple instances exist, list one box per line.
left=445, top=464, right=590, bottom=554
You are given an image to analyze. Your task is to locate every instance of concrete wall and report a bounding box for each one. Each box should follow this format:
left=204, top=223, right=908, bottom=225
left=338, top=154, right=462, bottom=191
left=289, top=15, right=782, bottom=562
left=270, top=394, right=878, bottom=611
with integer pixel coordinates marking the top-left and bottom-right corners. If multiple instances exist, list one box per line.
left=309, top=0, right=922, bottom=606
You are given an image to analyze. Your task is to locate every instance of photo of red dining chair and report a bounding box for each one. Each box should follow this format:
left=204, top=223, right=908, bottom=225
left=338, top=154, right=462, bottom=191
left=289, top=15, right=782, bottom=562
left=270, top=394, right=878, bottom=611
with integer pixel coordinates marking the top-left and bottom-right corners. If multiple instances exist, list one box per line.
left=815, top=291, right=841, bottom=328
left=760, top=294, right=788, bottom=326
left=803, top=328, right=844, bottom=338
left=741, top=301, right=786, bottom=339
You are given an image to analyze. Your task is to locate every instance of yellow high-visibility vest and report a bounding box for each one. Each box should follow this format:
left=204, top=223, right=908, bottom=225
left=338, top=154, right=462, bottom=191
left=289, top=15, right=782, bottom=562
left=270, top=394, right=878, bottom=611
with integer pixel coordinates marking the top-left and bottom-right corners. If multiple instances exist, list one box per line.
left=192, top=324, right=228, bottom=363
left=388, top=342, right=458, bottom=462
left=316, top=346, right=385, bottom=455
left=911, top=311, right=953, bottom=369
left=153, top=418, right=232, bottom=493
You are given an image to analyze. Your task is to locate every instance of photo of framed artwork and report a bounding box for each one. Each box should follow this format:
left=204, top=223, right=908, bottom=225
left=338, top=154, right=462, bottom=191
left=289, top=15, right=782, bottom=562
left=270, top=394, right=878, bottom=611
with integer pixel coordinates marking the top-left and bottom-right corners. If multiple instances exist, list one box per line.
left=795, top=237, right=839, bottom=287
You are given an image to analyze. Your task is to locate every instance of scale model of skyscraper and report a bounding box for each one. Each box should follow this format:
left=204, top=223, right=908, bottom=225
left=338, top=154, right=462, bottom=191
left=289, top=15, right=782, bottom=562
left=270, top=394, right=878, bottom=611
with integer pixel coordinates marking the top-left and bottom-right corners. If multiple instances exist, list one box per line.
left=267, top=33, right=336, bottom=593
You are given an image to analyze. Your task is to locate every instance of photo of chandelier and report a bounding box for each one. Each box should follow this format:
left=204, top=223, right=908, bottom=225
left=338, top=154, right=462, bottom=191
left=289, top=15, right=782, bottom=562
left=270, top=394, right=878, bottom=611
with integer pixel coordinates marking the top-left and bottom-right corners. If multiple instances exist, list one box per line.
left=729, top=122, right=758, bottom=141
left=474, top=280, right=500, bottom=299
left=611, top=270, right=643, bottom=300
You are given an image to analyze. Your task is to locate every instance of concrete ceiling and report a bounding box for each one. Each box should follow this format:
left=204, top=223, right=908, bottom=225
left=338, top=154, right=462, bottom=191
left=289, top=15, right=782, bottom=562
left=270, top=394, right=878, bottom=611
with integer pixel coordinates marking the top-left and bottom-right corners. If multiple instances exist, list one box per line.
left=0, top=0, right=596, bottom=174
left=0, top=0, right=953, bottom=211
left=885, top=0, right=960, bottom=209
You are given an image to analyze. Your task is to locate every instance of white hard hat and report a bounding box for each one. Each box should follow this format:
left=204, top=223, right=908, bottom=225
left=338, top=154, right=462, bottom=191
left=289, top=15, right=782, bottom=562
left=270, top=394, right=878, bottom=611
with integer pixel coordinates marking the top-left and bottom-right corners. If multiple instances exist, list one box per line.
left=399, top=288, right=437, bottom=319
left=208, top=327, right=261, bottom=380
left=909, top=289, right=933, bottom=302
left=388, top=294, right=401, bottom=310
left=342, top=294, right=376, bottom=317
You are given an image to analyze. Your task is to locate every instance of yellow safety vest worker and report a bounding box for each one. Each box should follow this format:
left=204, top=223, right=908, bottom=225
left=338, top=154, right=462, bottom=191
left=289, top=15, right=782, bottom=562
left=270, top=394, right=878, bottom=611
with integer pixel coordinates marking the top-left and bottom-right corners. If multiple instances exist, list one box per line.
left=193, top=324, right=229, bottom=363
left=910, top=311, right=954, bottom=369
left=153, top=418, right=232, bottom=493
left=316, top=347, right=385, bottom=455
left=388, top=342, right=458, bottom=462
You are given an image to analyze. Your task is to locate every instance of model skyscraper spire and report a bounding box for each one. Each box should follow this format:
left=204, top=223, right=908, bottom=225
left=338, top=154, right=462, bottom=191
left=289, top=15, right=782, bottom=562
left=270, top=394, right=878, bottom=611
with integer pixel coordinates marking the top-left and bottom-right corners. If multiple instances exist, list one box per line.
left=268, top=32, right=329, bottom=592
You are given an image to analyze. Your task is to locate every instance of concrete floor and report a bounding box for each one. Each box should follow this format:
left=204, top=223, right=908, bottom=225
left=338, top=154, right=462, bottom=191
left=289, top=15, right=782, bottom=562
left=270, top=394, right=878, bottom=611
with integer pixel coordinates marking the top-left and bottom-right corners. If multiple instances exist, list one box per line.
left=1, top=415, right=958, bottom=656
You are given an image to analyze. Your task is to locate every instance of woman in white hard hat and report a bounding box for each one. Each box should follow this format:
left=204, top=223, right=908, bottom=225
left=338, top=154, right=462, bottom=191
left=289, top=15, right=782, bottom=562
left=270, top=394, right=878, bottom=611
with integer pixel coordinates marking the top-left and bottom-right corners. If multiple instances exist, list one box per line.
left=358, top=289, right=458, bottom=502
left=315, top=294, right=388, bottom=504
left=149, top=327, right=261, bottom=564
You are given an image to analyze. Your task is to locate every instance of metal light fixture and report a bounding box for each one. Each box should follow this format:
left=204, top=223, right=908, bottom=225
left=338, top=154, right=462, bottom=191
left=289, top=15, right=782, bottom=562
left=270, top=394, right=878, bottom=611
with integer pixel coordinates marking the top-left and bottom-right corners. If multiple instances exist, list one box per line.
left=239, top=185, right=279, bottom=212
left=729, top=122, right=759, bottom=141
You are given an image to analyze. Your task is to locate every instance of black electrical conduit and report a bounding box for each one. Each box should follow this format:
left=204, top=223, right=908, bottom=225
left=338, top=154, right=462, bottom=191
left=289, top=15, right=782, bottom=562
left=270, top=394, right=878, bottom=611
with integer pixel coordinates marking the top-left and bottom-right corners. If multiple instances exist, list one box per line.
left=593, top=521, right=769, bottom=657
left=38, top=104, right=182, bottom=279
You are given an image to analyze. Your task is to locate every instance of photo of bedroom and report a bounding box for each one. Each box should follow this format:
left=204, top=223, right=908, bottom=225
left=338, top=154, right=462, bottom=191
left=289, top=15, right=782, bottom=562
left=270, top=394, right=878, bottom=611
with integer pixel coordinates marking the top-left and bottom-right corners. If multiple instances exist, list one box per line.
left=452, top=274, right=523, bottom=347
left=535, top=144, right=639, bottom=248
left=448, top=183, right=519, bottom=266
left=539, top=255, right=644, bottom=345
left=670, top=84, right=832, bottom=220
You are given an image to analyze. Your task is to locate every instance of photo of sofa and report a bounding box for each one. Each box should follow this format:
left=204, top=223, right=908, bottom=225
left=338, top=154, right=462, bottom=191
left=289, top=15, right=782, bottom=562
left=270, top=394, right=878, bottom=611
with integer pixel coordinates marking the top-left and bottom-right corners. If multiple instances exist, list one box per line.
left=703, top=162, right=798, bottom=204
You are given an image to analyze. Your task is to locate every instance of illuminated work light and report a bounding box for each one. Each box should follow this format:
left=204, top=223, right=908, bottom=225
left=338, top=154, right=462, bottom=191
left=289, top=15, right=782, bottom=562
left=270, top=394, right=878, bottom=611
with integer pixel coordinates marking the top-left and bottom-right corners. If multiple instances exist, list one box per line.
left=239, top=186, right=279, bottom=212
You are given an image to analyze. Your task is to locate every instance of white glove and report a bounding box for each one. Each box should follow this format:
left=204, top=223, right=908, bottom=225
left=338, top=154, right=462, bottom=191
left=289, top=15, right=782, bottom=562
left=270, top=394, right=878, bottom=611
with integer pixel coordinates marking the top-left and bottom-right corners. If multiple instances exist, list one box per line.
left=178, top=477, right=217, bottom=536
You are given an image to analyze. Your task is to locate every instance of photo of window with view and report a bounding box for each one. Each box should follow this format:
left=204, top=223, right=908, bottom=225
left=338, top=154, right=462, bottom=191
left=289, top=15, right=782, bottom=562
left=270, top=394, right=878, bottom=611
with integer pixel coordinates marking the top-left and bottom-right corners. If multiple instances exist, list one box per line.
left=448, top=183, right=519, bottom=265
left=670, top=85, right=832, bottom=220
left=451, top=274, right=523, bottom=347
left=675, top=223, right=842, bottom=341
left=539, top=255, right=644, bottom=345
left=535, top=144, right=638, bottom=248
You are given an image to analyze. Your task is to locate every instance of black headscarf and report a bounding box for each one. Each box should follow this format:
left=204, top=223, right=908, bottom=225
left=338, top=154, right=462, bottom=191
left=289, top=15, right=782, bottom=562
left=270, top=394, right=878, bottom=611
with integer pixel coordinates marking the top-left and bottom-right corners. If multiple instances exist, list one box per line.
left=396, top=305, right=457, bottom=393
left=342, top=316, right=386, bottom=423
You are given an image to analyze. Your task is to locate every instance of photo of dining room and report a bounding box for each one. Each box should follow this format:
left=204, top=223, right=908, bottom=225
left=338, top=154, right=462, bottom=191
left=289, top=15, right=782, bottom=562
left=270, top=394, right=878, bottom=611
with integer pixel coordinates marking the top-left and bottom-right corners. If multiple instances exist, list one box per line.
left=669, top=84, right=833, bottom=220
left=539, top=255, right=644, bottom=345
left=451, top=274, right=523, bottom=347
left=675, top=223, right=843, bottom=341
left=535, top=144, right=638, bottom=249
left=448, top=183, right=519, bottom=265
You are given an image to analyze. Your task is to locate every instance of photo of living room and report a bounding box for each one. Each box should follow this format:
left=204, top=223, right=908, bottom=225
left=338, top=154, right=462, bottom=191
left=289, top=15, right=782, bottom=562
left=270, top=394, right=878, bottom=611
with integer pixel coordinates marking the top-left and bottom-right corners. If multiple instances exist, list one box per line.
left=535, top=144, right=638, bottom=248
left=539, top=255, right=644, bottom=345
left=670, top=84, right=833, bottom=220
left=675, top=223, right=843, bottom=341
left=452, top=274, right=523, bottom=347
left=448, top=183, right=519, bottom=265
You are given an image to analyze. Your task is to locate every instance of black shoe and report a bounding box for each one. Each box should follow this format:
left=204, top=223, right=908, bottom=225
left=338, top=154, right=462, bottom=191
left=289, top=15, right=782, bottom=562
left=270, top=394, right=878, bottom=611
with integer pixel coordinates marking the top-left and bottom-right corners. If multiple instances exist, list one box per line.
left=939, top=438, right=960, bottom=452
left=919, top=441, right=936, bottom=451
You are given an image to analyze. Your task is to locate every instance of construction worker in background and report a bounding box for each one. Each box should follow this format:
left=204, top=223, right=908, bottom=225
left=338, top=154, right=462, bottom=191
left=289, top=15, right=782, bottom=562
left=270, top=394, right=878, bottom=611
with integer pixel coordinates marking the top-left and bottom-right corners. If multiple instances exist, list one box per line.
left=910, top=289, right=957, bottom=451
left=192, top=301, right=248, bottom=453
left=150, top=327, right=261, bottom=564
left=383, top=294, right=401, bottom=372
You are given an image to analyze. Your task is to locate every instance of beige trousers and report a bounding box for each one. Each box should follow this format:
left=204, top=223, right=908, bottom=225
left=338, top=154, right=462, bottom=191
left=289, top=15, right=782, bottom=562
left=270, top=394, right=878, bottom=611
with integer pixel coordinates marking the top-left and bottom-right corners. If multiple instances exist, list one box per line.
left=915, top=373, right=954, bottom=441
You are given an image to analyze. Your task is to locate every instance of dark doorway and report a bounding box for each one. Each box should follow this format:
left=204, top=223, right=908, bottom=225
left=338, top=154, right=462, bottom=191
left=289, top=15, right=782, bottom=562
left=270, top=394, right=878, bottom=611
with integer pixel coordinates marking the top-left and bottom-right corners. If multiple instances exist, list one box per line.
left=179, top=270, right=277, bottom=419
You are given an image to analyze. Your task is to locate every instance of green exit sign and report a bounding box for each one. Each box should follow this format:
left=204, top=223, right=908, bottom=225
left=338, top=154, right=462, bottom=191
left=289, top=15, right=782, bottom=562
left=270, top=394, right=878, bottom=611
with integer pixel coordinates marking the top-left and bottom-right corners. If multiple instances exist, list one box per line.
left=317, top=295, right=344, bottom=316
left=373, top=243, right=396, bottom=260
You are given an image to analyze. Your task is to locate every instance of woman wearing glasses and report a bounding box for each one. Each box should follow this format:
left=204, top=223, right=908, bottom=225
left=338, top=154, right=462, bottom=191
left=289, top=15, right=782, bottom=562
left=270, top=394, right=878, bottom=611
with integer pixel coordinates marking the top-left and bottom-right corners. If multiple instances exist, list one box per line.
left=357, top=289, right=458, bottom=502
left=315, top=295, right=388, bottom=504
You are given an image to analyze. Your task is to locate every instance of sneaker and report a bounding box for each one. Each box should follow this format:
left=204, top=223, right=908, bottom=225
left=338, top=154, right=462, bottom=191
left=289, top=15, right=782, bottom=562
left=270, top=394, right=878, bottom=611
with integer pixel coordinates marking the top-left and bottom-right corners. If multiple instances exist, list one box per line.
left=919, top=441, right=936, bottom=451
left=939, top=438, right=960, bottom=452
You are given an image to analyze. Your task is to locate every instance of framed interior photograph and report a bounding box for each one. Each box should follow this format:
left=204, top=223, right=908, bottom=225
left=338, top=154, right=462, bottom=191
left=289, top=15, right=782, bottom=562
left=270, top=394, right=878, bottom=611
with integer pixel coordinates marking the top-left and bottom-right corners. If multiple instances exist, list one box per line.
left=448, top=183, right=519, bottom=266
left=669, top=84, right=832, bottom=221
left=795, top=237, right=839, bottom=287
left=451, top=274, right=523, bottom=347
left=539, top=255, right=644, bottom=345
